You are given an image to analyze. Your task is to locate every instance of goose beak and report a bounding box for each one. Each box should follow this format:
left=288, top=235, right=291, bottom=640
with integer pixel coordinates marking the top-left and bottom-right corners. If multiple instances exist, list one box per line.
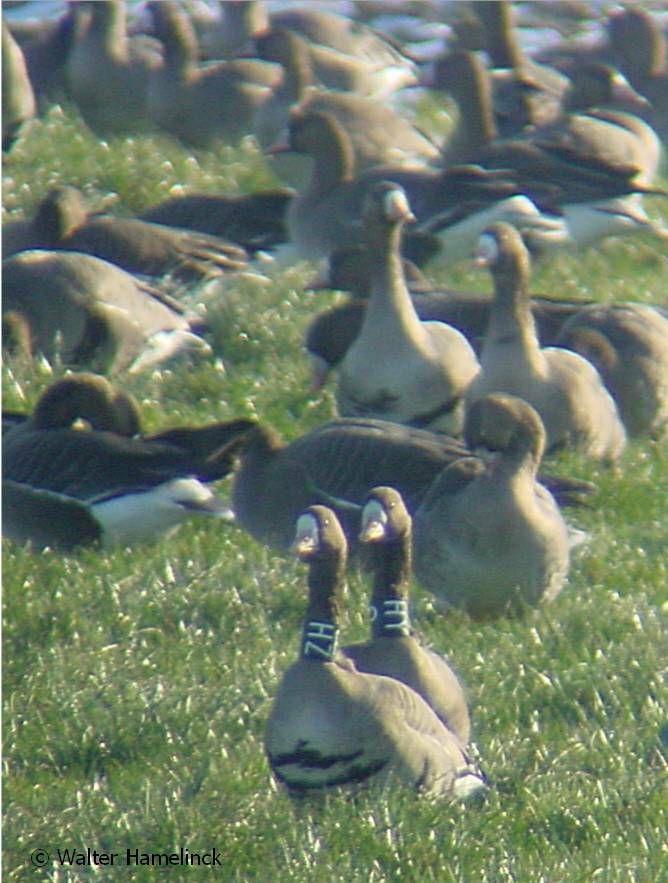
left=292, top=513, right=320, bottom=557
left=359, top=500, right=388, bottom=543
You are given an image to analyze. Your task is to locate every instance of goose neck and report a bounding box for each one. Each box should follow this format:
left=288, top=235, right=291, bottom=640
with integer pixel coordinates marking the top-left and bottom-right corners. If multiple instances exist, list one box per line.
left=368, top=538, right=412, bottom=638
left=300, top=557, right=345, bottom=661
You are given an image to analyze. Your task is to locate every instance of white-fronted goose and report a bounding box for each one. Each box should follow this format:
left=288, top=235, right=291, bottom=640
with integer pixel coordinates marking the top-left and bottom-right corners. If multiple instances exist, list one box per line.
left=557, top=303, right=668, bottom=439
left=304, top=288, right=593, bottom=390
left=466, top=223, right=626, bottom=461
left=3, top=374, right=255, bottom=550
left=8, top=5, right=76, bottom=106
left=265, top=504, right=485, bottom=799
left=146, top=1, right=279, bottom=148
left=474, top=0, right=569, bottom=134
left=2, top=249, right=208, bottom=375
left=138, top=189, right=292, bottom=253
left=346, top=486, right=471, bottom=745
left=413, top=394, right=574, bottom=618
left=607, top=8, right=668, bottom=144
left=254, top=27, right=437, bottom=187
left=65, top=0, right=162, bottom=136
left=336, top=182, right=479, bottom=434
left=2, top=22, right=36, bottom=151
left=227, top=417, right=594, bottom=553
left=4, top=186, right=249, bottom=281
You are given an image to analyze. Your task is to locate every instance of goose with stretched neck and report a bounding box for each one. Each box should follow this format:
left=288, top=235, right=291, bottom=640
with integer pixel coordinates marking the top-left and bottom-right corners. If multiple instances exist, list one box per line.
left=346, top=486, right=471, bottom=745
left=336, top=182, right=479, bottom=435
left=467, top=223, right=626, bottom=461
left=413, top=394, right=579, bottom=618
left=3, top=374, right=255, bottom=550
left=265, top=505, right=486, bottom=799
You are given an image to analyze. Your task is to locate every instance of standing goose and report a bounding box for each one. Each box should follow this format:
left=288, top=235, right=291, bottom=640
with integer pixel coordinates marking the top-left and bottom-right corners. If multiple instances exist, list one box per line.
left=336, top=181, right=479, bottom=435
left=3, top=374, right=254, bottom=549
left=65, top=0, right=162, bottom=136
left=254, top=27, right=437, bottom=187
left=227, top=417, right=593, bottom=553
left=413, top=394, right=575, bottom=618
left=2, top=249, right=208, bottom=375
left=466, top=223, right=626, bottom=461
left=346, top=487, right=471, bottom=745
left=4, top=186, right=249, bottom=281
left=265, top=505, right=485, bottom=799
left=146, top=1, right=279, bottom=148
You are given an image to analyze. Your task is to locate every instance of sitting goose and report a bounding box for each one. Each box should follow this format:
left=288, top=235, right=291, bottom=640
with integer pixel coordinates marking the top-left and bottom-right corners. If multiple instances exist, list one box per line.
left=2, top=249, right=208, bottom=375
left=413, top=394, right=576, bottom=618
left=335, top=182, right=479, bottom=435
left=146, top=1, right=280, bottom=149
left=3, top=373, right=255, bottom=549
left=227, top=416, right=594, bottom=553
left=265, top=504, right=485, bottom=799
left=557, top=303, right=668, bottom=439
left=346, top=487, right=471, bottom=746
left=254, top=28, right=438, bottom=188
left=4, top=186, right=249, bottom=282
left=466, top=223, right=626, bottom=461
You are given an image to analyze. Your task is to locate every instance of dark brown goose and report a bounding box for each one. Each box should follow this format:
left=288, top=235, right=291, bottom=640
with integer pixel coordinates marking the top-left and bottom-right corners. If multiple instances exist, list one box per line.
left=265, top=504, right=485, bottom=799
left=4, top=186, right=249, bottom=281
left=3, top=373, right=255, bottom=549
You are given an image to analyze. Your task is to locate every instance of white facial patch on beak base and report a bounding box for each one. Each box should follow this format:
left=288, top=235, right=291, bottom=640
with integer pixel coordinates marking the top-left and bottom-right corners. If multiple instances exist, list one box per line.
left=292, top=512, right=320, bottom=556
left=359, top=499, right=389, bottom=542
left=384, top=188, right=416, bottom=223
left=474, top=232, right=499, bottom=267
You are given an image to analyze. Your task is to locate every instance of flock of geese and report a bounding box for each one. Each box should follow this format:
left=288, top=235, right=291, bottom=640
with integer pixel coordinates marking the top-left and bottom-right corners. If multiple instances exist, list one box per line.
left=3, top=0, right=668, bottom=800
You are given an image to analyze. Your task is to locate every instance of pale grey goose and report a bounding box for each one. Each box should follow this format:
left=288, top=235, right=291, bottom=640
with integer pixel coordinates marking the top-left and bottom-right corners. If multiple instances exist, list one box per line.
left=3, top=374, right=255, bottom=549
left=2, top=249, right=208, bottom=375
left=226, top=417, right=594, bottom=553
left=2, top=22, right=36, bottom=152
left=335, top=181, right=479, bottom=435
left=466, top=223, right=627, bottom=462
left=413, top=394, right=575, bottom=619
left=3, top=186, right=249, bottom=281
left=557, top=303, right=668, bottom=439
left=146, top=1, right=280, bottom=149
left=265, top=504, right=486, bottom=799
left=345, top=486, right=471, bottom=746
left=254, top=27, right=437, bottom=188
left=65, top=0, right=162, bottom=136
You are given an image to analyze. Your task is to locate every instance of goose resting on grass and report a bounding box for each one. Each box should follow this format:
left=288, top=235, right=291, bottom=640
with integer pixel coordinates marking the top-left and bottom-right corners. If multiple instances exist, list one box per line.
left=467, top=223, right=627, bottom=462
left=345, top=487, right=471, bottom=745
left=413, top=394, right=581, bottom=619
left=265, top=504, right=485, bottom=799
left=3, top=374, right=254, bottom=549
left=226, top=415, right=594, bottom=553
left=335, top=182, right=479, bottom=435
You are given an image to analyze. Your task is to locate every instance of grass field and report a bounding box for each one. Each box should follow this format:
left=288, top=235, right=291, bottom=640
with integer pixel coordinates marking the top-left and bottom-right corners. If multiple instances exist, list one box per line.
left=3, top=103, right=668, bottom=882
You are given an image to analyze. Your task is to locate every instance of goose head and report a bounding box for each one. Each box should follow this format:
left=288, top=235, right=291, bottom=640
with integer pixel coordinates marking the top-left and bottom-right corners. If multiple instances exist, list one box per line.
left=465, top=393, right=547, bottom=472
left=475, top=222, right=531, bottom=302
left=32, top=186, right=88, bottom=244
left=608, top=8, right=666, bottom=83
left=293, top=504, right=347, bottom=563
left=30, top=373, right=141, bottom=434
left=359, top=486, right=411, bottom=545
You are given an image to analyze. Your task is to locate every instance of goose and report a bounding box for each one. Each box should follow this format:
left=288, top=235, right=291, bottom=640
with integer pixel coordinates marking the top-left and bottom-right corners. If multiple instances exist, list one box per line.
left=556, top=303, right=668, bottom=439
left=3, top=373, right=255, bottom=550
left=466, top=222, right=626, bottom=461
left=146, top=1, right=279, bottom=149
left=2, top=22, right=36, bottom=151
left=335, top=182, right=479, bottom=435
left=138, top=189, right=292, bottom=253
left=4, top=186, right=249, bottom=281
left=254, top=27, right=437, bottom=187
left=346, top=486, right=471, bottom=745
left=473, top=0, right=569, bottom=134
left=65, top=0, right=162, bottom=136
left=2, top=249, right=208, bottom=375
left=412, top=393, right=575, bottom=618
left=7, top=5, right=76, bottom=106
left=607, top=8, right=668, bottom=144
left=265, top=504, right=486, bottom=799
left=209, top=1, right=417, bottom=96
left=226, top=416, right=594, bottom=553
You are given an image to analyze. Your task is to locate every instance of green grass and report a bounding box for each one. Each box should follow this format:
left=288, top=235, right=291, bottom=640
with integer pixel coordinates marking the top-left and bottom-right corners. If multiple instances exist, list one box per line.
left=3, top=106, right=668, bottom=882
